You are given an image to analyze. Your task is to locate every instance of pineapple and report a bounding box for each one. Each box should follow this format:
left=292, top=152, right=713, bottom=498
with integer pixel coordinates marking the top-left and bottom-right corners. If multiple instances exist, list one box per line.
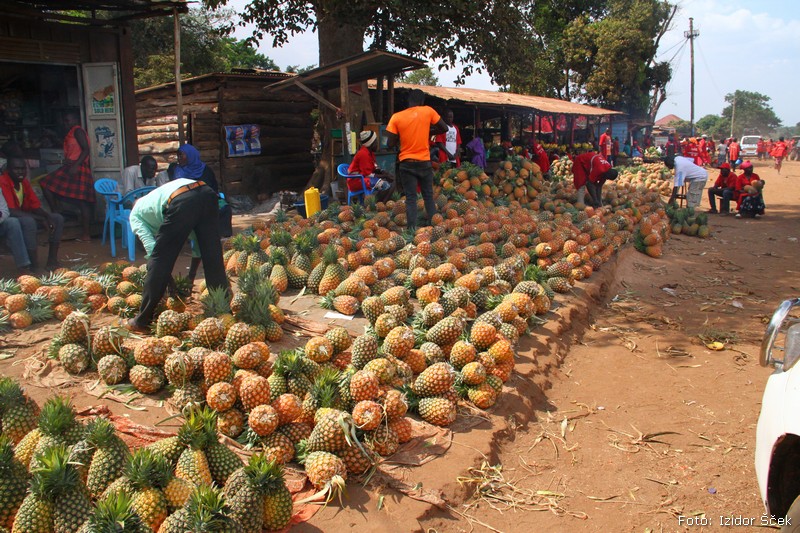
left=182, top=485, right=242, bottom=532
left=155, top=310, right=184, bottom=338
left=80, top=492, right=149, bottom=533
left=0, top=378, right=39, bottom=444
left=351, top=400, right=382, bottom=431
left=426, top=316, right=465, bottom=346
left=27, top=396, right=83, bottom=471
left=365, top=424, right=399, bottom=456
left=133, top=337, right=170, bottom=367
left=126, top=450, right=171, bottom=531
left=223, top=322, right=252, bottom=356
left=239, top=376, right=271, bottom=411
left=60, top=310, right=90, bottom=345
left=85, top=418, right=131, bottom=499
left=248, top=405, right=279, bottom=437
left=0, top=437, right=28, bottom=530
left=301, top=451, right=347, bottom=504
left=59, top=344, right=90, bottom=374
left=33, top=445, right=93, bottom=533
left=163, top=352, right=197, bottom=388
left=91, top=326, right=126, bottom=358
left=203, top=351, right=233, bottom=386
left=129, top=365, right=165, bottom=394
left=324, top=326, right=352, bottom=355
left=224, top=454, right=287, bottom=532
left=304, top=336, right=334, bottom=364
left=349, top=370, right=380, bottom=402
left=197, top=409, right=242, bottom=487
left=350, top=334, right=379, bottom=369
left=417, top=397, right=457, bottom=426
left=413, top=362, right=455, bottom=397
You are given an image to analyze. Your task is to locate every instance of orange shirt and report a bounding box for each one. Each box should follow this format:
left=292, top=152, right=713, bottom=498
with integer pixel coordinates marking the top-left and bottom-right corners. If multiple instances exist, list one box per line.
left=64, top=125, right=86, bottom=162
left=386, top=106, right=441, bottom=161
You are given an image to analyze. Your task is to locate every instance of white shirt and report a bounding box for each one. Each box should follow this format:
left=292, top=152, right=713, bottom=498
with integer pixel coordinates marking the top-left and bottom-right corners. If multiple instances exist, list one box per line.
left=0, top=193, right=8, bottom=223
left=673, top=156, right=708, bottom=187
left=443, top=125, right=459, bottom=162
left=120, top=164, right=168, bottom=194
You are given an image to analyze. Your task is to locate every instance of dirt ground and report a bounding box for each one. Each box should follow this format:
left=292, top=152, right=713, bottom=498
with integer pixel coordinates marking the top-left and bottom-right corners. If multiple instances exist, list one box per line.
left=1, top=158, right=798, bottom=532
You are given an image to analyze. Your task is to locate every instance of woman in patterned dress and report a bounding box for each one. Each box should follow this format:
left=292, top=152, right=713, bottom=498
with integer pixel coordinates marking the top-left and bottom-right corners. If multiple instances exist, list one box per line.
left=40, top=111, right=95, bottom=241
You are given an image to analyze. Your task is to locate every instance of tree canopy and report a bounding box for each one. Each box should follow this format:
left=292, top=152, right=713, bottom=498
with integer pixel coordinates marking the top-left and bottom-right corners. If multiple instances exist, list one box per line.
left=398, top=67, right=440, bottom=86
left=130, top=7, right=278, bottom=88
left=722, top=90, right=782, bottom=139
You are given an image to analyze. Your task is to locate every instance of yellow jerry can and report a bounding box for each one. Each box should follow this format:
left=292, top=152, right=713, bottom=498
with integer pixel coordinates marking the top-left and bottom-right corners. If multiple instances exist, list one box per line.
left=304, top=187, right=322, bottom=218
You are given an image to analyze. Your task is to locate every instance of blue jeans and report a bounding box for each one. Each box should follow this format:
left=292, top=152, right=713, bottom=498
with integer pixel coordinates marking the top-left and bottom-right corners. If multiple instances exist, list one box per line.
left=398, top=160, right=437, bottom=229
left=0, top=217, right=30, bottom=269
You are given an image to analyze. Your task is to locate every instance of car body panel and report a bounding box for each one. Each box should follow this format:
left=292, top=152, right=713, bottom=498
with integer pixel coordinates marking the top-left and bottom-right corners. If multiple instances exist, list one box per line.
left=756, top=369, right=796, bottom=510
left=741, top=135, right=760, bottom=157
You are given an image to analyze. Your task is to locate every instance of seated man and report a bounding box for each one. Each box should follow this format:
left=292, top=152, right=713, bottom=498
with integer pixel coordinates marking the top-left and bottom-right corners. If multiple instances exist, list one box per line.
left=0, top=157, right=63, bottom=270
left=120, top=155, right=168, bottom=194
left=734, top=161, right=765, bottom=218
left=707, top=163, right=736, bottom=214
left=0, top=193, right=32, bottom=273
left=348, top=130, right=395, bottom=203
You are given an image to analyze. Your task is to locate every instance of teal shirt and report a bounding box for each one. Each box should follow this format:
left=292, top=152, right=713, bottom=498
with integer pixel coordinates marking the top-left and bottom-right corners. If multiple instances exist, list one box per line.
left=129, top=178, right=200, bottom=259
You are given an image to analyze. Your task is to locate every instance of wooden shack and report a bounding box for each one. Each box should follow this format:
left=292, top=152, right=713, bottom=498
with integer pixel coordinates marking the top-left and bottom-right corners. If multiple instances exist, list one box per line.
left=135, top=71, right=316, bottom=196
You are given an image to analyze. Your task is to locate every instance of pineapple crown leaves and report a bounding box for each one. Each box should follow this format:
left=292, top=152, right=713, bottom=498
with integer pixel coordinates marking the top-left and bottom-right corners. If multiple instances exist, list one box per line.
left=318, top=292, right=335, bottom=310
left=0, top=377, right=27, bottom=412
left=38, top=271, right=69, bottom=287
left=236, top=282, right=278, bottom=327
left=0, top=278, right=21, bottom=294
left=272, top=350, right=305, bottom=379
left=47, top=335, right=64, bottom=360
left=322, top=245, right=339, bottom=266
left=172, top=274, right=194, bottom=298
left=397, top=384, right=421, bottom=413
left=64, top=286, right=88, bottom=307
left=243, top=453, right=286, bottom=494
left=0, top=436, right=17, bottom=468
left=270, top=247, right=289, bottom=266
left=201, top=286, right=232, bottom=317
left=126, top=448, right=172, bottom=491
left=30, top=444, right=82, bottom=500
left=187, top=485, right=237, bottom=530
left=85, top=417, right=125, bottom=450
left=269, top=228, right=293, bottom=248
left=38, top=396, right=78, bottom=437
left=179, top=408, right=215, bottom=450
left=87, top=492, right=146, bottom=532
left=274, top=208, right=289, bottom=223
left=75, top=264, right=99, bottom=277
left=0, top=313, right=9, bottom=334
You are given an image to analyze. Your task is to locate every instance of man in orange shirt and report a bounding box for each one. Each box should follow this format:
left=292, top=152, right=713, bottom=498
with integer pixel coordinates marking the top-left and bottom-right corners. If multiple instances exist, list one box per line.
left=771, top=136, right=788, bottom=174
left=386, top=89, right=448, bottom=230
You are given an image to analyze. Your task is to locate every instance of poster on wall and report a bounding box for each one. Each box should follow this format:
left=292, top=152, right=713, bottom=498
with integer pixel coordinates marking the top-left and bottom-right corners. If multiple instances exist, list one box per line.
left=91, top=120, right=120, bottom=169
left=225, top=124, right=261, bottom=157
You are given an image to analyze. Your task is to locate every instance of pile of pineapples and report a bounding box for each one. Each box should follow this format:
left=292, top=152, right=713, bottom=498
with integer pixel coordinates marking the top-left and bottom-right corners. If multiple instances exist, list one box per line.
left=0, top=378, right=294, bottom=532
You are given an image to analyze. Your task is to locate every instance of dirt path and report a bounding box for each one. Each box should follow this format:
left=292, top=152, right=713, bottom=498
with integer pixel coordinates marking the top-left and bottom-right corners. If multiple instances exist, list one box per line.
left=1, top=159, right=798, bottom=532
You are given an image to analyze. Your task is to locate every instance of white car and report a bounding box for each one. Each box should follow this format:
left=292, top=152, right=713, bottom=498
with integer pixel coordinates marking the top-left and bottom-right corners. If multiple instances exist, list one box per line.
left=756, top=299, right=800, bottom=530
left=741, top=135, right=761, bottom=158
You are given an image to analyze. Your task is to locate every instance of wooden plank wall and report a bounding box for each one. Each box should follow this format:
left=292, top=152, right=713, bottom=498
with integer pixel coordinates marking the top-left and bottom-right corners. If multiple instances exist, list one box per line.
left=136, top=77, right=315, bottom=197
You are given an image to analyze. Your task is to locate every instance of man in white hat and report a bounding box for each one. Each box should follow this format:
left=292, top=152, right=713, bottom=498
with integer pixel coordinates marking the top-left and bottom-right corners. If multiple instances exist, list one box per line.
left=347, top=130, right=394, bottom=202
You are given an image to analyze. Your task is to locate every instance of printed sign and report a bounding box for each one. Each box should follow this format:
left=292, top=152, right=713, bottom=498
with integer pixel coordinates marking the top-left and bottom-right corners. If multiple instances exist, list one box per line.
left=225, top=124, right=261, bottom=157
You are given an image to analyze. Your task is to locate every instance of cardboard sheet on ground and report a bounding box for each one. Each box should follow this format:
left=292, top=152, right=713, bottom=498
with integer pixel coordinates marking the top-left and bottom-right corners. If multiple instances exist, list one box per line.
left=83, top=379, right=165, bottom=410
left=23, top=356, right=74, bottom=389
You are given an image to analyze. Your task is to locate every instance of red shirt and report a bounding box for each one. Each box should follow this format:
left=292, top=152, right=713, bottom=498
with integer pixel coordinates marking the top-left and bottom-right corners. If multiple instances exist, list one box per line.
left=572, top=152, right=611, bottom=188
left=734, top=172, right=759, bottom=193
left=757, top=140, right=766, bottom=152
left=683, top=143, right=699, bottom=159
left=346, top=146, right=378, bottom=192
left=728, top=142, right=740, bottom=161
left=713, top=172, right=736, bottom=189
left=599, top=133, right=612, bottom=157
left=434, top=124, right=462, bottom=165
left=0, top=171, right=42, bottom=211
left=532, top=143, right=550, bottom=173
left=772, top=142, right=788, bottom=158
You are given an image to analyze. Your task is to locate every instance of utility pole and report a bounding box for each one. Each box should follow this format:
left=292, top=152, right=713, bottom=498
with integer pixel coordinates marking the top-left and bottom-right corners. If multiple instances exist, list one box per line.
left=684, top=17, right=699, bottom=136
left=730, top=93, right=736, bottom=139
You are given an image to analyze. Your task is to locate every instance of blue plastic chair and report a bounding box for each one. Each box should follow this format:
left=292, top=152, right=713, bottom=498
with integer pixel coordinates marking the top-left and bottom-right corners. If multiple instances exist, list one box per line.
left=93, top=178, right=121, bottom=246
left=337, top=163, right=373, bottom=205
left=106, top=186, right=155, bottom=261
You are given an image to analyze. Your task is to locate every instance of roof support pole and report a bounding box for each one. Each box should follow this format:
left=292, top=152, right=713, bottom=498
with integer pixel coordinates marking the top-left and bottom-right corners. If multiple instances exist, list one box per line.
left=174, top=7, right=184, bottom=145
left=376, top=75, right=384, bottom=123
left=339, top=66, right=351, bottom=158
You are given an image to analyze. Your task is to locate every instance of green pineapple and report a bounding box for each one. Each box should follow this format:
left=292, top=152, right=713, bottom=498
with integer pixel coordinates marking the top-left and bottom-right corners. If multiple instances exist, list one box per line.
left=0, top=378, right=39, bottom=445
left=78, top=492, right=149, bottom=533
left=125, top=449, right=171, bottom=532
left=290, top=231, right=317, bottom=272
left=185, top=485, right=242, bottom=532
left=28, top=396, right=84, bottom=472
left=223, top=454, right=286, bottom=532
left=86, top=418, right=130, bottom=499
left=29, top=445, right=92, bottom=533
left=307, top=245, right=337, bottom=295
left=199, top=409, right=243, bottom=487
left=0, top=437, right=28, bottom=530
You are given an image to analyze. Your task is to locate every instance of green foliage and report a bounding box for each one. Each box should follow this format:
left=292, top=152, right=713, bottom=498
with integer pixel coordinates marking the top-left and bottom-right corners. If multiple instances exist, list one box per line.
left=397, top=67, right=440, bottom=86
left=695, top=114, right=730, bottom=139
left=722, top=90, right=782, bottom=138
left=130, top=7, right=278, bottom=89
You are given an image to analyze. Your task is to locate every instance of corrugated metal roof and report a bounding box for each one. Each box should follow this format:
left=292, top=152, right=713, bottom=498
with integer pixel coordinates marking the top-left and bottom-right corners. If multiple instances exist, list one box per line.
left=136, top=70, right=295, bottom=95
left=373, top=81, right=623, bottom=117
left=266, top=49, right=427, bottom=92
left=0, top=0, right=187, bottom=24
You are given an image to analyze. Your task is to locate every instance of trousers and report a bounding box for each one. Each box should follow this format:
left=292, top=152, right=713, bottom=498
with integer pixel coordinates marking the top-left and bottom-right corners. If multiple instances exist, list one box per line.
left=136, top=186, right=229, bottom=325
left=398, top=160, right=437, bottom=229
left=0, top=217, right=30, bottom=269
left=708, top=187, right=734, bottom=213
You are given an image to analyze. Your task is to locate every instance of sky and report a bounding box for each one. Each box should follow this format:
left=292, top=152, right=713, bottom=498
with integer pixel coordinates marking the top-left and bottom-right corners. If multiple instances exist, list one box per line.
left=230, top=0, right=800, bottom=127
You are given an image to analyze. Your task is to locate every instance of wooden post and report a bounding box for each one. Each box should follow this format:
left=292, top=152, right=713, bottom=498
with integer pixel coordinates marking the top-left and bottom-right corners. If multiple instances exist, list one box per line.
left=387, top=75, right=395, bottom=116
left=339, top=66, right=350, bottom=158
left=174, top=8, right=184, bottom=145
left=376, top=75, right=384, bottom=123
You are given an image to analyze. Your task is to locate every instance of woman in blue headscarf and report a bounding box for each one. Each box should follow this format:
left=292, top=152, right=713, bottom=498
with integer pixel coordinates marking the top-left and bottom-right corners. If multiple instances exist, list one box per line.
left=175, top=144, right=219, bottom=192
left=174, top=144, right=231, bottom=236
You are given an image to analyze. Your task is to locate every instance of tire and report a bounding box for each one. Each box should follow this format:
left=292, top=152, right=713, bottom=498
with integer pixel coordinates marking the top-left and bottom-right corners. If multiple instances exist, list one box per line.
left=783, top=495, right=800, bottom=532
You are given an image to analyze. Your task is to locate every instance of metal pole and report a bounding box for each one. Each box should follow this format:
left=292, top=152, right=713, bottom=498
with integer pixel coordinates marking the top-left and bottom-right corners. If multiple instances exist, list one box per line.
left=684, top=18, right=699, bottom=137
left=174, top=8, right=184, bottom=145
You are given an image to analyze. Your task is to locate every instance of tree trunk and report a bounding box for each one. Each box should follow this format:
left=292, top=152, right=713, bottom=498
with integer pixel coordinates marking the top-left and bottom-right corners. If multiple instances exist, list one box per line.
left=305, top=10, right=372, bottom=199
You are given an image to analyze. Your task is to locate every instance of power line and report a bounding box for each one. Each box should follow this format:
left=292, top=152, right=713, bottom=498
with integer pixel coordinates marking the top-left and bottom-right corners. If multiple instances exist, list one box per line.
left=694, top=40, right=723, bottom=99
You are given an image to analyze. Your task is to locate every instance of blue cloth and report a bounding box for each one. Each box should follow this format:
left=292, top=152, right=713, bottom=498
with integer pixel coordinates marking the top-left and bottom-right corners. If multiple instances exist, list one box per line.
left=174, top=144, right=207, bottom=180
